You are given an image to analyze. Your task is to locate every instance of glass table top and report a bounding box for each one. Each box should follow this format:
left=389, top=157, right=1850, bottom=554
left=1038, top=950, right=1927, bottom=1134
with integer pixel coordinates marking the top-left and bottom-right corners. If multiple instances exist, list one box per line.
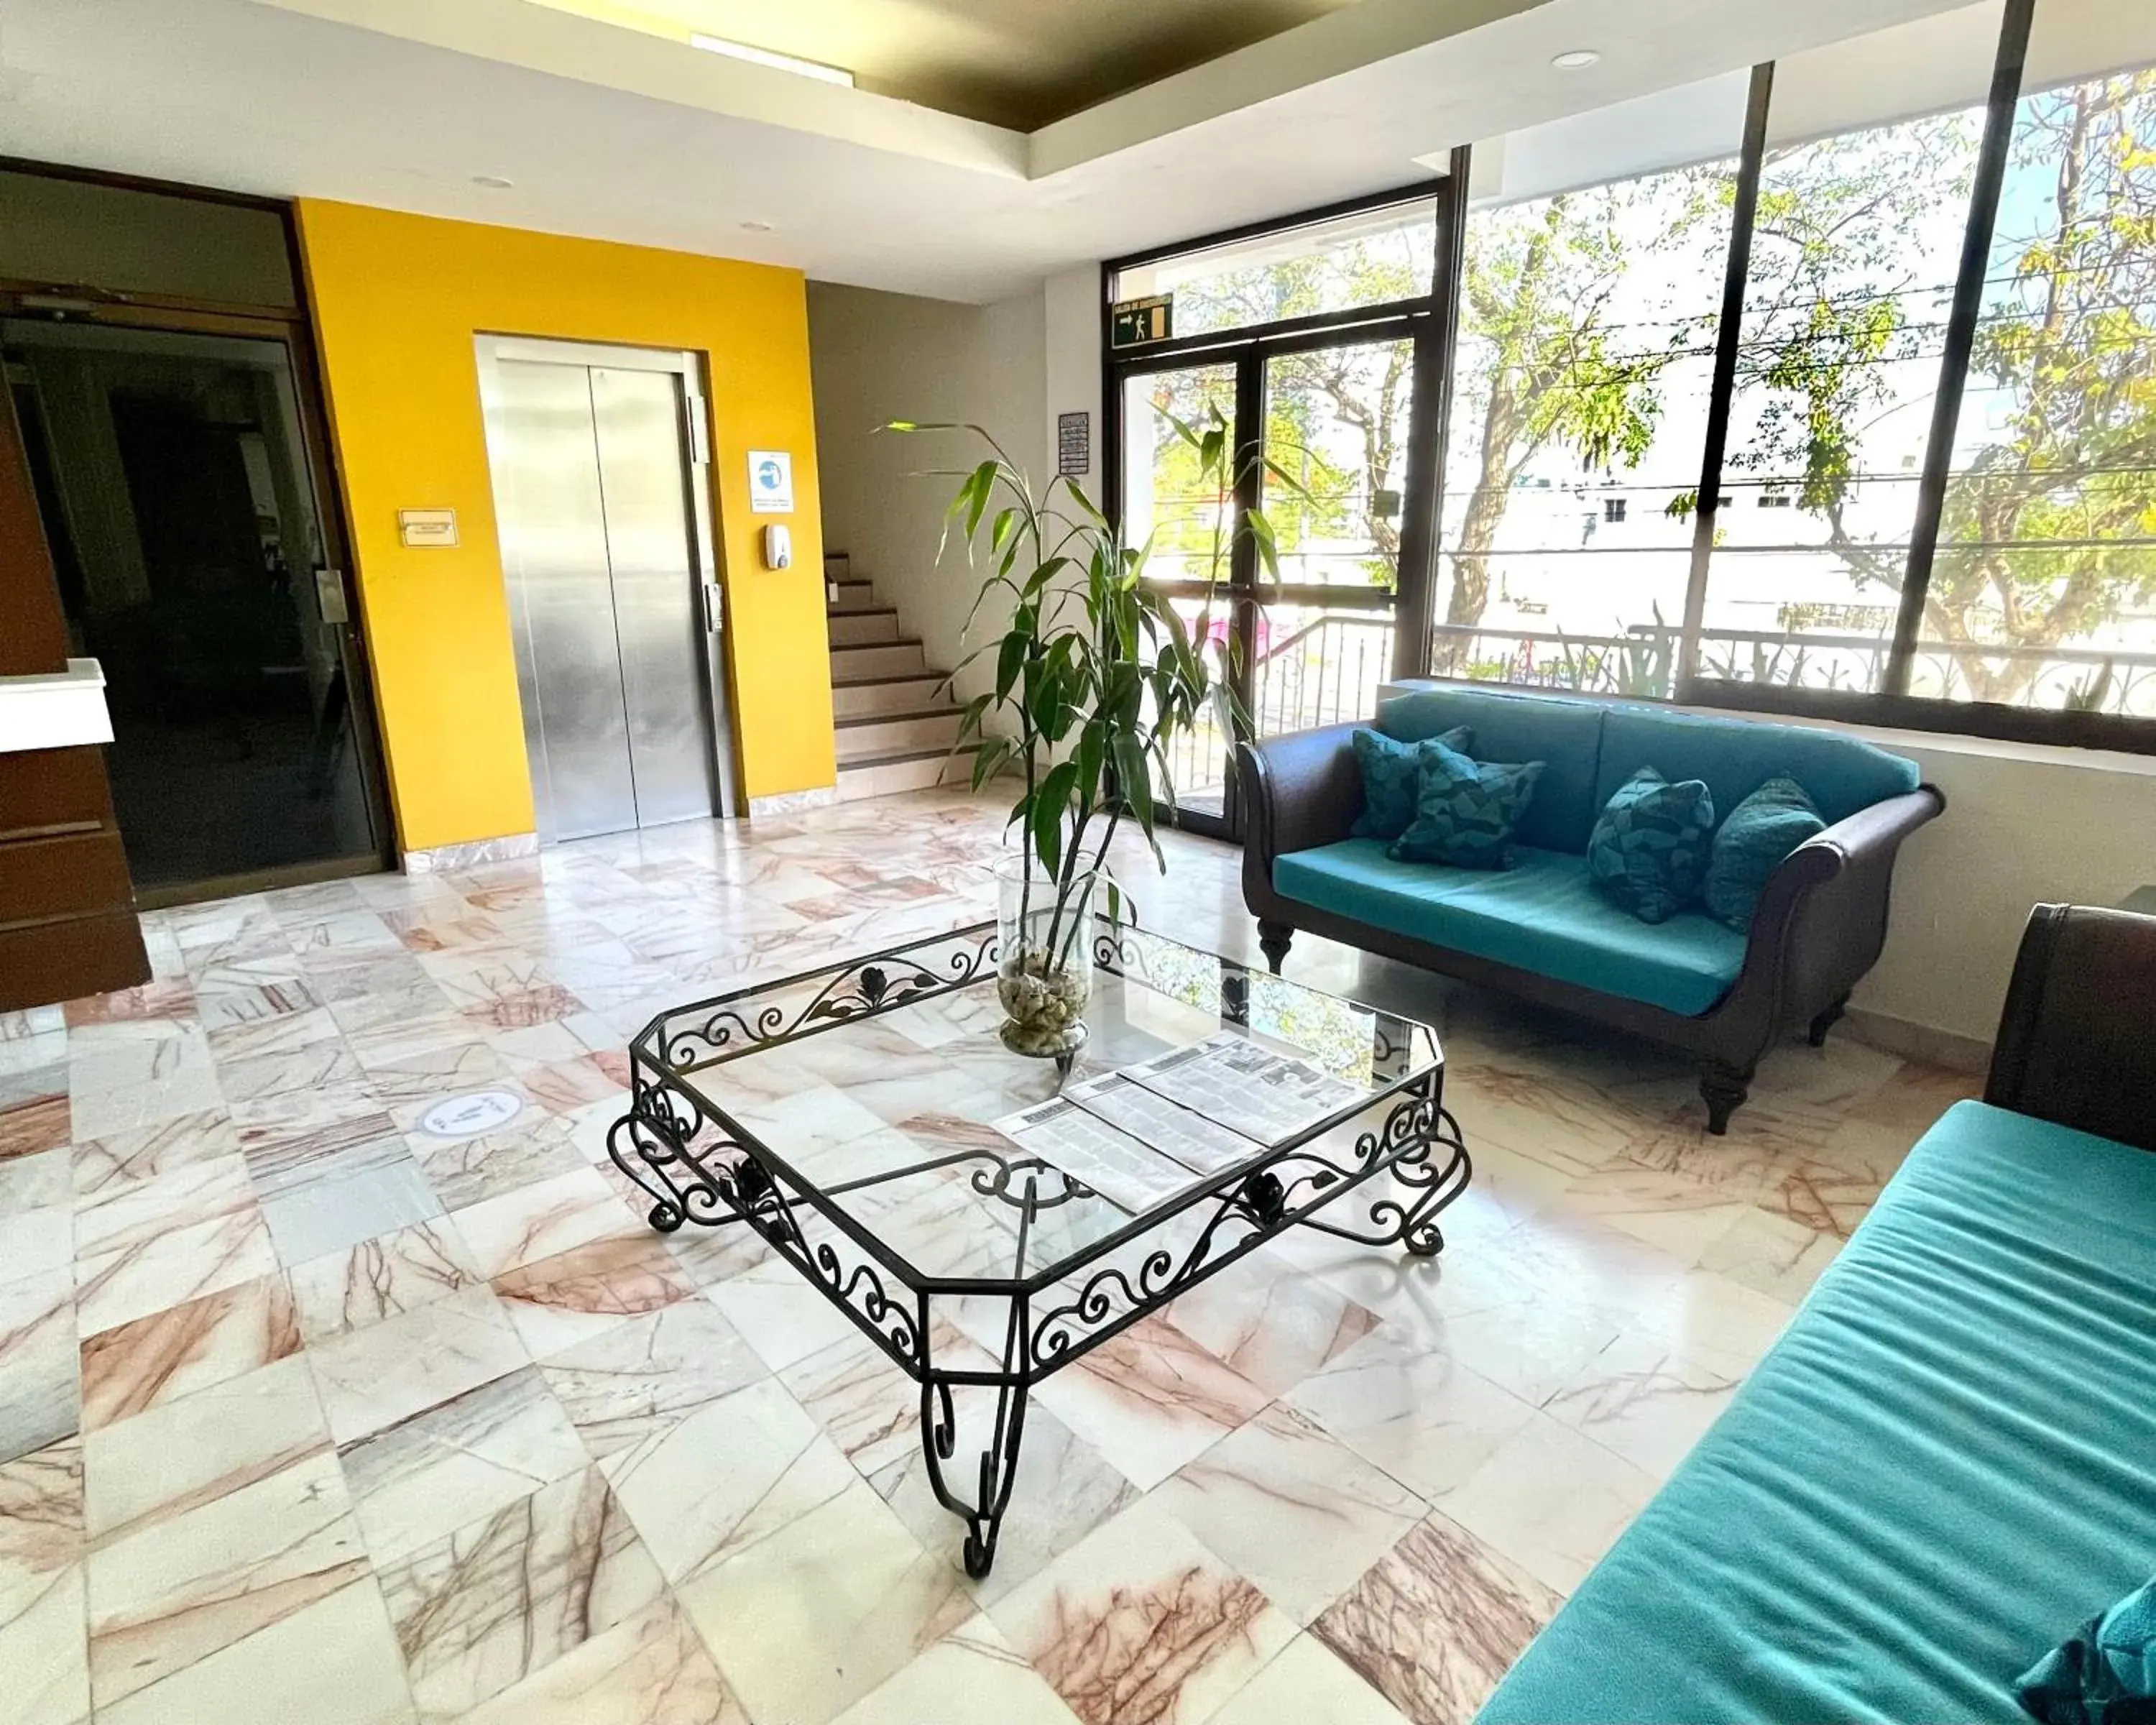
left=634, top=918, right=1443, bottom=1289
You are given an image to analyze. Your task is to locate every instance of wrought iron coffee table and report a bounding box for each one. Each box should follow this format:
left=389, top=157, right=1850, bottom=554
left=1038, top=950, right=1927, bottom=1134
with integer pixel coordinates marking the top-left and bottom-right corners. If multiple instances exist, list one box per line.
left=608, top=916, right=1468, bottom=1576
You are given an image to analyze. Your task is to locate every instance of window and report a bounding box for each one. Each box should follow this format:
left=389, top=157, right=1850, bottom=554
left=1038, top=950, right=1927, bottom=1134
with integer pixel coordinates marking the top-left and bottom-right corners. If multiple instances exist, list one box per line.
left=1432, top=73, right=1747, bottom=696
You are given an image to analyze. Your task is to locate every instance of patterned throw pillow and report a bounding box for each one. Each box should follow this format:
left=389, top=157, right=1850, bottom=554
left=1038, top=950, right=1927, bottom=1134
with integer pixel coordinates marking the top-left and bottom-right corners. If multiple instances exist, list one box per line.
left=1388, top=740, right=1544, bottom=870
left=1703, top=776, right=1825, bottom=931
left=1351, top=724, right=1471, bottom=841
left=1588, top=768, right=1716, bottom=924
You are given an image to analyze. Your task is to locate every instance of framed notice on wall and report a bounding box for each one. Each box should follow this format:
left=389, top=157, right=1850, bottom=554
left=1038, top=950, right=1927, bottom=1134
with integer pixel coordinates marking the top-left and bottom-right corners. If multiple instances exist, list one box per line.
left=1057, top=411, right=1090, bottom=479
left=747, top=450, right=794, bottom=514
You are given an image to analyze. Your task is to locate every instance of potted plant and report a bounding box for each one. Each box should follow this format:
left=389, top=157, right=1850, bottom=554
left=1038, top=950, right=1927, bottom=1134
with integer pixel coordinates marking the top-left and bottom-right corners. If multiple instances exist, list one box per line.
left=888, top=411, right=1293, bottom=1058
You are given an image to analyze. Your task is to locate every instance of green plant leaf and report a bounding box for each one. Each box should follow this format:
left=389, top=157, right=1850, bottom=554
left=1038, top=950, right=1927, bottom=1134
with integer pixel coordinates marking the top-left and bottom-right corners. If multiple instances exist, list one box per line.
left=1033, top=760, right=1077, bottom=878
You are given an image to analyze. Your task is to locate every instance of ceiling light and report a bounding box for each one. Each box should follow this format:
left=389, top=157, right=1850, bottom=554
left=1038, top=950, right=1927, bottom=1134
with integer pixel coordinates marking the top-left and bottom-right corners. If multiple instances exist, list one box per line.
left=471, top=174, right=514, bottom=189
left=740, top=220, right=775, bottom=232
left=689, top=34, right=853, bottom=87
left=1550, top=49, right=1601, bottom=70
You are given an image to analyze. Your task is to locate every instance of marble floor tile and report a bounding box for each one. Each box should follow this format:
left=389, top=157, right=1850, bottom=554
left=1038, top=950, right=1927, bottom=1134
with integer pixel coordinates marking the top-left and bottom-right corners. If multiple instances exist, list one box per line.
left=833, top=1612, right=1083, bottom=1725
left=1, top=1270, right=80, bottom=1466
left=79, top=1270, right=300, bottom=1430
left=678, top=1476, right=974, bottom=1725
left=1210, top=1634, right=1414, bottom=1725
left=1543, top=1333, right=1743, bottom=1481
left=86, top=1445, right=369, bottom=1706
left=338, top=1367, right=589, bottom=1565
left=490, top=1230, right=696, bottom=1356
left=1284, top=1330, right=1539, bottom=1507
left=70, top=1110, right=241, bottom=1202
left=451, top=1166, right=639, bottom=1281
left=0, top=1436, right=88, bottom=1725
left=379, top=1463, right=663, bottom=1719
left=1161, top=1254, right=1381, bottom=1399
left=1029, top=1315, right=1271, bottom=1492
left=0, top=1146, right=73, bottom=1288
left=412, top=1117, right=584, bottom=1212
left=1697, top=1203, right=1844, bottom=1302
left=1442, top=1410, right=1661, bottom=1597
left=290, top=1218, right=485, bottom=1345
left=446, top=1596, right=742, bottom=1725
left=536, top=1297, right=768, bottom=1466
left=706, top=1254, right=874, bottom=1372
left=96, top=1576, right=415, bottom=1725
left=988, top=1495, right=1298, bottom=1725
left=81, top=1353, right=328, bottom=1542
left=73, top=1151, right=257, bottom=1276
left=260, top=1154, right=446, bottom=1267
left=1312, top=1514, right=1562, bottom=1725
left=779, top=1330, right=928, bottom=1478
left=308, top=1283, right=528, bottom=1447
left=609, top=1376, right=855, bottom=1583
left=239, top=1110, right=406, bottom=1201
left=0, top=1092, right=70, bottom=1164
left=1154, top=1401, right=1427, bottom=1625
left=215, top=1039, right=367, bottom=1106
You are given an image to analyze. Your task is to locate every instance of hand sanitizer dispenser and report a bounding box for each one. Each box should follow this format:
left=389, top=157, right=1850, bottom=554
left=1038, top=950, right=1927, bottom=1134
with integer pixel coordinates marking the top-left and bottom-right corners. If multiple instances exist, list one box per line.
left=763, top=524, right=792, bottom=570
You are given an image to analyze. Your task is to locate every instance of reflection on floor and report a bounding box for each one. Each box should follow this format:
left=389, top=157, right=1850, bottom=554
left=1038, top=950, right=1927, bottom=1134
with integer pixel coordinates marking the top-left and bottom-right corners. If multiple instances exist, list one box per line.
left=0, top=787, right=1976, bottom=1725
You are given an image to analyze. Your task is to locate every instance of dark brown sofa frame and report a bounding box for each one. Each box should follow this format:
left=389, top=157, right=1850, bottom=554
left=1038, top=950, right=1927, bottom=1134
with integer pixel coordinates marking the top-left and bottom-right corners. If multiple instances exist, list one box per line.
left=1236, top=723, right=1946, bottom=1133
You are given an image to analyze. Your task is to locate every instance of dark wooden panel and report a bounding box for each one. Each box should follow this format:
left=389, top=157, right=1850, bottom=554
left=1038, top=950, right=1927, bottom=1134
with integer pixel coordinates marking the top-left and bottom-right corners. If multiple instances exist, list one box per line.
left=0, top=747, right=111, bottom=837
left=0, top=829, right=134, bottom=924
left=0, top=366, right=70, bottom=676
left=0, top=909, right=150, bottom=1013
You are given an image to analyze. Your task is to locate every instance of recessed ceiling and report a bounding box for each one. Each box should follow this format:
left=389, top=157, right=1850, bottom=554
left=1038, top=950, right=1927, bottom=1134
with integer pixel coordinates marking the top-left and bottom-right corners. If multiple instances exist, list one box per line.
left=0, top=0, right=1977, bottom=303
left=523, top=0, right=1365, bottom=128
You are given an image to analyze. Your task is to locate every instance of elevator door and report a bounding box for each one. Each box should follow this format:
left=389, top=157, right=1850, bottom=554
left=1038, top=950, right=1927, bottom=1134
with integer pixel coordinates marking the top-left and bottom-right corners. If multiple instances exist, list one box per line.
left=482, top=348, right=727, bottom=842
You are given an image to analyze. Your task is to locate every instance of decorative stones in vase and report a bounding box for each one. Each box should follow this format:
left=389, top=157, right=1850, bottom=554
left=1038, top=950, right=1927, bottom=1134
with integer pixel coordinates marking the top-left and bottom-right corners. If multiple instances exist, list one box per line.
left=995, top=855, right=1094, bottom=1059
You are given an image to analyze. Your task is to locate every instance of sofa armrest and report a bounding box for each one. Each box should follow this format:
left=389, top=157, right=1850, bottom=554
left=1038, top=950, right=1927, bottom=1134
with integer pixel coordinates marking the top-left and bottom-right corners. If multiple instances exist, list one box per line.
left=1986, top=904, right=2156, bottom=1154
left=1235, top=723, right=1363, bottom=915
left=1730, top=786, right=1946, bottom=1041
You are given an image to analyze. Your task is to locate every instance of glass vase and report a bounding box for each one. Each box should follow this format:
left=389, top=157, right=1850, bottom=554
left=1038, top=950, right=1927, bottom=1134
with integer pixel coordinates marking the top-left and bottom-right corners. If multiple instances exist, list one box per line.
left=995, top=855, right=1095, bottom=1059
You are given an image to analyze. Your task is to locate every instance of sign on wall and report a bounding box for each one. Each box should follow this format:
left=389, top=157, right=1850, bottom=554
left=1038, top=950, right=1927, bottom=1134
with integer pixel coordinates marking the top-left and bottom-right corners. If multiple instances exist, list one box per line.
left=397, top=507, right=459, bottom=547
left=1110, top=294, right=1173, bottom=348
left=1057, top=411, right=1091, bottom=479
left=747, top=449, right=794, bottom=514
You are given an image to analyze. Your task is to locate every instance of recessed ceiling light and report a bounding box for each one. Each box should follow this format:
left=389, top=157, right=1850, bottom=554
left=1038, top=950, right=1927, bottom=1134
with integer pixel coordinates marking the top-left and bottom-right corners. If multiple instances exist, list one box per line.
left=1550, top=49, right=1602, bottom=70
left=689, top=33, right=853, bottom=87
left=471, top=174, right=514, bottom=189
left=740, top=220, right=775, bottom=232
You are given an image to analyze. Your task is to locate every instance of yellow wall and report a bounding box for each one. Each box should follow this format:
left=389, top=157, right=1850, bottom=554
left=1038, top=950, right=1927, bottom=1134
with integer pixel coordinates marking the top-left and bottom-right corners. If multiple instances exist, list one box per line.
left=295, top=200, right=832, bottom=853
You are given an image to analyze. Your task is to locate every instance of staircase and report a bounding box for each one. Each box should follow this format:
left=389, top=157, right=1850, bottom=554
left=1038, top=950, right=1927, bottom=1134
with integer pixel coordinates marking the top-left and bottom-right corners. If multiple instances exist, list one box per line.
left=826, top=552, right=966, bottom=802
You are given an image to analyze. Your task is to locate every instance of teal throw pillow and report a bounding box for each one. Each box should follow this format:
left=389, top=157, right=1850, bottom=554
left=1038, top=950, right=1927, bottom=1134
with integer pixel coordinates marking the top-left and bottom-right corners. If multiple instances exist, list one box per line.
left=1351, top=724, right=1470, bottom=840
left=1588, top=768, right=1715, bottom=924
left=1388, top=740, right=1543, bottom=870
left=2016, top=1576, right=2156, bottom=1725
left=1703, top=776, right=1826, bottom=932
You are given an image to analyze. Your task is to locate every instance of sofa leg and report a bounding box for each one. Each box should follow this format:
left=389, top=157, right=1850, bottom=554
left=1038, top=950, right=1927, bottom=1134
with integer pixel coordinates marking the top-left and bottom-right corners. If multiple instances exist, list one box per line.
left=1808, top=994, right=1850, bottom=1049
left=1256, top=920, right=1294, bottom=975
left=1700, top=1063, right=1752, bottom=1136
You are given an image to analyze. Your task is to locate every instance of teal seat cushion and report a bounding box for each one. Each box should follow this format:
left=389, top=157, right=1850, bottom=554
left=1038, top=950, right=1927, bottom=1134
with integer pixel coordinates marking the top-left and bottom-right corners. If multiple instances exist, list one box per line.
left=1378, top=688, right=1608, bottom=853
left=1477, top=1100, right=2156, bottom=1725
left=1350, top=723, right=1469, bottom=841
left=2019, top=1576, right=2156, bottom=1725
left=1587, top=767, right=1715, bottom=924
left=1389, top=741, right=1543, bottom=870
left=1704, top=775, right=1826, bottom=931
left=1597, top=703, right=1920, bottom=827
left=1272, top=840, right=1745, bottom=1015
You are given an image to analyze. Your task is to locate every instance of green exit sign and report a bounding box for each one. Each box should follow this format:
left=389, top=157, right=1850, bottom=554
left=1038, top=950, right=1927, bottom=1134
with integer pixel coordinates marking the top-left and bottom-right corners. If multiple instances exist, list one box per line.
left=1111, top=295, right=1173, bottom=347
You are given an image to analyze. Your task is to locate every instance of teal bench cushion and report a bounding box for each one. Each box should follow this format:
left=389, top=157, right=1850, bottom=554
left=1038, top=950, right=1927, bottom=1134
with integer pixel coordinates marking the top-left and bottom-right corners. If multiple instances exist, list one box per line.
left=1377, top=688, right=1608, bottom=854
left=1478, top=1100, right=2156, bottom=1725
left=1272, top=840, right=1745, bottom=1016
left=1597, top=703, right=1921, bottom=826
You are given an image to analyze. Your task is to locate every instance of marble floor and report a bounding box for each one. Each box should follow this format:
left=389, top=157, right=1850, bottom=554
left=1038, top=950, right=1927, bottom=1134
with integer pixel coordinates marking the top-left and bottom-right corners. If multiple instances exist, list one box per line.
left=0, top=788, right=1977, bottom=1725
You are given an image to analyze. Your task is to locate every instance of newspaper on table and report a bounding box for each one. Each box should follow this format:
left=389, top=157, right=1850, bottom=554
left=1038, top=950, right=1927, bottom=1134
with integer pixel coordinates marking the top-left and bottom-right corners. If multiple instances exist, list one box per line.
left=1061, top=1070, right=1258, bottom=1174
left=1123, top=1030, right=1367, bottom=1145
left=991, top=1096, right=1199, bottom=1214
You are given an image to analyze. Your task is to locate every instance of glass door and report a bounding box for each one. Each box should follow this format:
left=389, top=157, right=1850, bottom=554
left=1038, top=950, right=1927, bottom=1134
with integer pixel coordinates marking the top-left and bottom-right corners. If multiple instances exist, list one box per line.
left=1118, top=361, right=1240, bottom=832
left=1253, top=336, right=1411, bottom=752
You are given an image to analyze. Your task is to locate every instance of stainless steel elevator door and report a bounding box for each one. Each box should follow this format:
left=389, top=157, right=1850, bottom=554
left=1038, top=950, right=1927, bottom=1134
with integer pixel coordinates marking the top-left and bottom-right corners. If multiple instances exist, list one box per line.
left=589, top=367, right=712, bottom=829
left=484, top=354, right=716, bottom=842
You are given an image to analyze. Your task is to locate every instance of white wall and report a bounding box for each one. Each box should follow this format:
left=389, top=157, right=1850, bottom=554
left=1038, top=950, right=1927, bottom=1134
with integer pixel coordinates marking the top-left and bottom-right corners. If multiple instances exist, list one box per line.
left=807, top=279, right=1048, bottom=707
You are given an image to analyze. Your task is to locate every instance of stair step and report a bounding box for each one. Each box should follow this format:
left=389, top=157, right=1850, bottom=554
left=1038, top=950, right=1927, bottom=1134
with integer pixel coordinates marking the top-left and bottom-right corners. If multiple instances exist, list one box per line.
left=824, top=551, right=851, bottom=579
left=826, top=579, right=879, bottom=614
left=835, top=708, right=964, bottom=763
left=829, top=638, right=928, bottom=679
left=827, top=608, right=900, bottom=648
left=834, top=747, right=962, bottom=803
left=831, top=673, right=947, bottom=719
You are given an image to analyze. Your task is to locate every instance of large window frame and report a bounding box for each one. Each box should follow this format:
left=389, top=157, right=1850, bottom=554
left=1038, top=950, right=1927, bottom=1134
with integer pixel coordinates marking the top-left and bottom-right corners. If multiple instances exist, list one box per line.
left=1104, top=0, right=2156, bottom=757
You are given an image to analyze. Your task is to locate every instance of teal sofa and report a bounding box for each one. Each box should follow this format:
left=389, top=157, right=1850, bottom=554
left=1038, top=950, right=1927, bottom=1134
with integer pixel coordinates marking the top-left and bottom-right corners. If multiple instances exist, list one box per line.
left=1477, top=905, right=2156, bottom=1724
left=1238, top=687, right=1944, bottom=1130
